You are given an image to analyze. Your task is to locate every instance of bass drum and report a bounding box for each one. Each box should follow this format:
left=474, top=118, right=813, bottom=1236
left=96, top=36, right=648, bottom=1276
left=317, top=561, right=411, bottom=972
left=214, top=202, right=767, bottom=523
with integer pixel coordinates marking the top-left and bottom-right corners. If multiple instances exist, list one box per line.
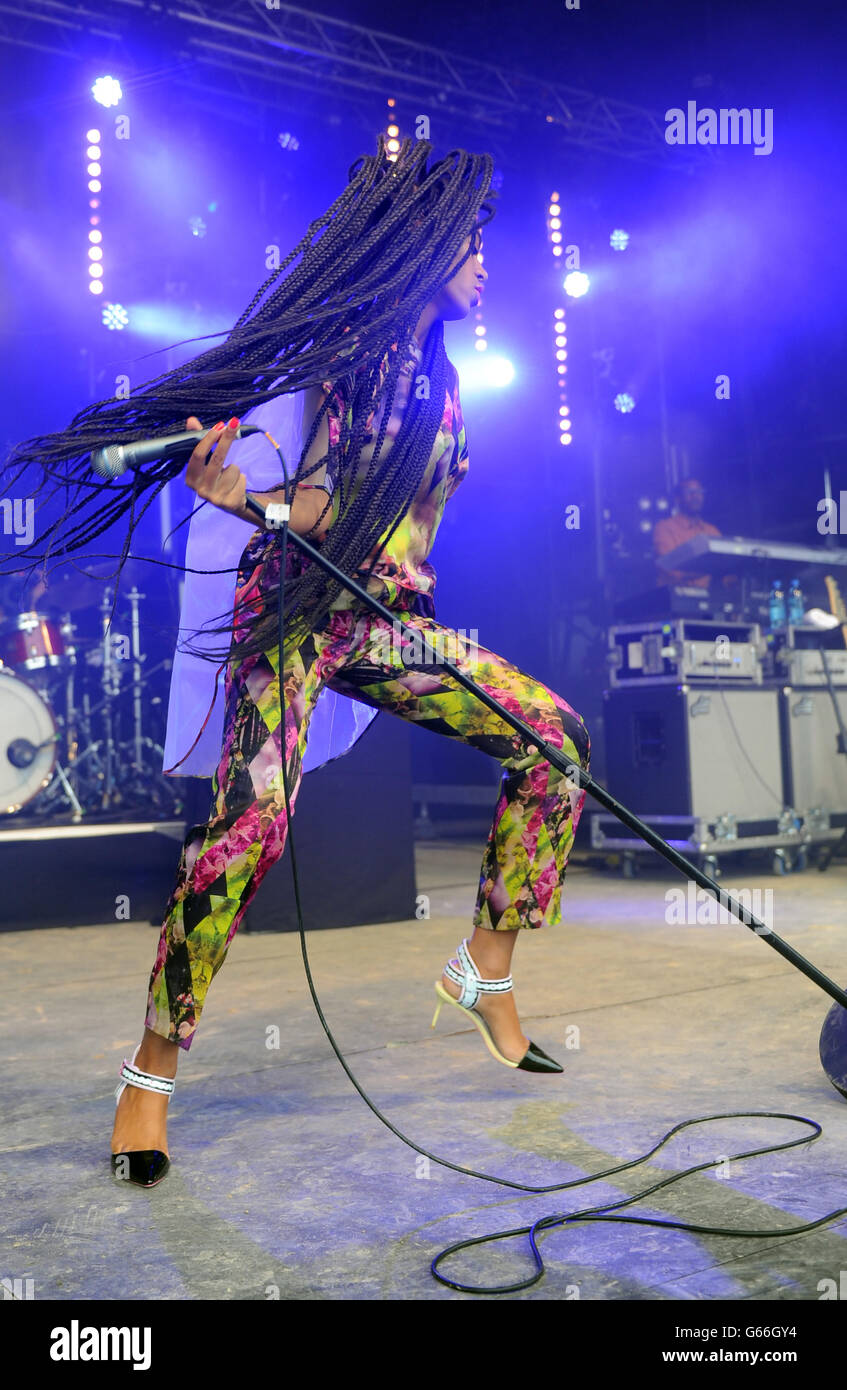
left=0, top=667, right=57, bottom=813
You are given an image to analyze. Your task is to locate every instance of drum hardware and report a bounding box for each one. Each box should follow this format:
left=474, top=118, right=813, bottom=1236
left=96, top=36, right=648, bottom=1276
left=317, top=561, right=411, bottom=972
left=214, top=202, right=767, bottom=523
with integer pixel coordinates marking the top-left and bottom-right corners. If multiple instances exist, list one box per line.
left=0, top=667, right=83, bottom=819
left=1, top=582, right=184, bottom=821
left=0, top=610, right=76, bottom=673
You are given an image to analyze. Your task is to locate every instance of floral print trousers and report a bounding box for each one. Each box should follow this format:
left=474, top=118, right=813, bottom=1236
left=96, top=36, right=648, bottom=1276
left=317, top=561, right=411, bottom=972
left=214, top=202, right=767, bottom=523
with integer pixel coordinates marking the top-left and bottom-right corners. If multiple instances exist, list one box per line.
left=146, top=537, right=591, bottom=1051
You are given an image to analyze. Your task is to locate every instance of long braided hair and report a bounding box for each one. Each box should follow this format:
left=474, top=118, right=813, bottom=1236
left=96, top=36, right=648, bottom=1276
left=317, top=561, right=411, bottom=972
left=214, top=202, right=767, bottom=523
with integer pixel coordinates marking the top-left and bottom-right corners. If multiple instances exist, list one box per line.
left=1, top=135, right=497, bottom=660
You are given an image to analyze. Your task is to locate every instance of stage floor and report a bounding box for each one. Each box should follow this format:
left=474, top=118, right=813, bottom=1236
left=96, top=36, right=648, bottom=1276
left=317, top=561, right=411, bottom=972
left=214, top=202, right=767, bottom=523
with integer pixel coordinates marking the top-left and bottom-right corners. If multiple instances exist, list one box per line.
left=3, top=841, right=846, bottom=1301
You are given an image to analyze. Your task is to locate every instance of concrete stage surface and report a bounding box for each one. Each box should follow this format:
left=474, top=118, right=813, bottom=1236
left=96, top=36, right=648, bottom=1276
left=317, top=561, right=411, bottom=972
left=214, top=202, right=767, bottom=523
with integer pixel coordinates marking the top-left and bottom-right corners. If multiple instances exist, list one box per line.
left=2, top=842, right=846, bottom=1301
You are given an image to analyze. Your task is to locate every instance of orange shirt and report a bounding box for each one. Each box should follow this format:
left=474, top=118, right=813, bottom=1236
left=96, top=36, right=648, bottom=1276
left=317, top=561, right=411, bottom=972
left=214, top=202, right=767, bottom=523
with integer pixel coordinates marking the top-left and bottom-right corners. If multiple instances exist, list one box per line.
left=653, top=513, right=721, bottom=587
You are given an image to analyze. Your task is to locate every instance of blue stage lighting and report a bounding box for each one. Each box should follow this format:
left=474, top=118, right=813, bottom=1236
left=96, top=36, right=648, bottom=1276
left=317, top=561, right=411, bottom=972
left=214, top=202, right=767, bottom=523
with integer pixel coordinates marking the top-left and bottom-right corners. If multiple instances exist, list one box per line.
left=102, top=302, right=129, bottom=331
left=486, top=356, right=515, bottom=388
left=614, top=392, right=635, bottom=413
left=453, top=355, right=515, bottom=394
left=92, top=76, right=122, bottom=108
left=610, top=229, right=630, bottom=251
left=563, top=271, right=590, bottom=298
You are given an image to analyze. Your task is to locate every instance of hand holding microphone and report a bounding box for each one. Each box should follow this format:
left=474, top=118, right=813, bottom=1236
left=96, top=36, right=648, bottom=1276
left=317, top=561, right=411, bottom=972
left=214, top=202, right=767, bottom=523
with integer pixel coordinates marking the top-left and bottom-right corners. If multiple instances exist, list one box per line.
left=88, top=413, right=331, bottom=537
left=184, top=416, right=248, bottom=518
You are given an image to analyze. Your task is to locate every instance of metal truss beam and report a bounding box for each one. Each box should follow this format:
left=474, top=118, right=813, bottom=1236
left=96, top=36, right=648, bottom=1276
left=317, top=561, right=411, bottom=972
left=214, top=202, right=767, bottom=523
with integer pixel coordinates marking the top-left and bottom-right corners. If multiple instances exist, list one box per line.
left=0, top=0, right=693, bottom=169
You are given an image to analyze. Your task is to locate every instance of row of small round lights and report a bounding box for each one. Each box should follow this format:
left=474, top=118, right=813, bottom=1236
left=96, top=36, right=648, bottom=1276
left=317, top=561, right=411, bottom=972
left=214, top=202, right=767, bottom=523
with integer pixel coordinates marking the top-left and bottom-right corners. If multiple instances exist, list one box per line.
left=385, top=99, right=400, bottom=162
left=548, top=192, right=571, bottom=445
left=86, top=127, right=104, bottom=296
left=473, top=235, right=487, bottom=353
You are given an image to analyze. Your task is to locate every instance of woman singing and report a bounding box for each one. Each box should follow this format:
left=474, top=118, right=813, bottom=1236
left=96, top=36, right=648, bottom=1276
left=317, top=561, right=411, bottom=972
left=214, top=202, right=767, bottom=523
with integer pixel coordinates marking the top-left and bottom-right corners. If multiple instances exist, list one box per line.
left=2, top=137, right=591, bottom=1186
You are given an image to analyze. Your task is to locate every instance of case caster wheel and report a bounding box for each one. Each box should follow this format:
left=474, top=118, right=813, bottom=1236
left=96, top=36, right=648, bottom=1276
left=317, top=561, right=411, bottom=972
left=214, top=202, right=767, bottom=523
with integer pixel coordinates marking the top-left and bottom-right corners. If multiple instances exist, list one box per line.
left=702, top=854, right=721, bottom=878
left=622, top=852, right=639, bottom=879
left=772, top=849, right=788, bottom=875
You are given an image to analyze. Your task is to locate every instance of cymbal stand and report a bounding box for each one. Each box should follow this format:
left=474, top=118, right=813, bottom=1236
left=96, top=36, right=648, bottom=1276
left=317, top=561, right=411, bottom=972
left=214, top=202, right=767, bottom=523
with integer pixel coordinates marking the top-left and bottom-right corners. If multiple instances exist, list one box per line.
left=815, top=646, right=847, bottom=871
left=127, top=586, right=145, bottom=770
left=99, top=586, right=119, bottom=806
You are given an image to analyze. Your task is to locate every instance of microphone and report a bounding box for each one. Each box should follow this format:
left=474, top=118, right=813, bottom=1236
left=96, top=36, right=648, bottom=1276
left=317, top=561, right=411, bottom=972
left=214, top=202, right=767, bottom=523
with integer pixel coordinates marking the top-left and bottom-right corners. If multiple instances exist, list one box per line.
left=90, top=424, right=264, bottom=479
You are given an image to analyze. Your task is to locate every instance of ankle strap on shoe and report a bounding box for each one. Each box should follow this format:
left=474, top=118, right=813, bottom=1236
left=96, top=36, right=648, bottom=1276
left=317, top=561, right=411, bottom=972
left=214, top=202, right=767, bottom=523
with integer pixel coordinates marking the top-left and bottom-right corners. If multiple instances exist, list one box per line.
left=444, top=938, right=513, bottom=1010
left=115, top=1049, right=176, bottom=1100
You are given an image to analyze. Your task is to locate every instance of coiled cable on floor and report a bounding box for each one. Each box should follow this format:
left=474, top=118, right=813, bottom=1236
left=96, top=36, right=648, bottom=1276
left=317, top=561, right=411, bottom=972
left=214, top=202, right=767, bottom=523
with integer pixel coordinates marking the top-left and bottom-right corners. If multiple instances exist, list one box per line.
left=257, top=436, right=847, bottom=1296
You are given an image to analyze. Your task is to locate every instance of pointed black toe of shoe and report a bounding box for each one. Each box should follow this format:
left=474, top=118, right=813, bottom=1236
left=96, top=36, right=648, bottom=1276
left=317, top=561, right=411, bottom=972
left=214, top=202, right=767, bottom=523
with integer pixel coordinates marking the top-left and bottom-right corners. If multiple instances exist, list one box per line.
left=111, top=1150, right=170, bottom=1187
left=517, top=1041, right=564, bottom=1073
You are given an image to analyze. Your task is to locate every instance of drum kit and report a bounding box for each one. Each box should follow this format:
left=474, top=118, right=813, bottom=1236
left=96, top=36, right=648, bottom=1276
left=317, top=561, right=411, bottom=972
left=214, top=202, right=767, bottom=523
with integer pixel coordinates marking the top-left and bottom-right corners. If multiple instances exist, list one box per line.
left=0, top=565, right=186, bottom=821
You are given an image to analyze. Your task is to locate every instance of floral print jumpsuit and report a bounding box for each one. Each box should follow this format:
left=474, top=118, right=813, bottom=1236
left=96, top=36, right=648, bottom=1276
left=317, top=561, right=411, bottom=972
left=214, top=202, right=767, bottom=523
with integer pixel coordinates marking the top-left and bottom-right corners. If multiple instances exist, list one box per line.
left=146, top=338, right=591, bottom=1050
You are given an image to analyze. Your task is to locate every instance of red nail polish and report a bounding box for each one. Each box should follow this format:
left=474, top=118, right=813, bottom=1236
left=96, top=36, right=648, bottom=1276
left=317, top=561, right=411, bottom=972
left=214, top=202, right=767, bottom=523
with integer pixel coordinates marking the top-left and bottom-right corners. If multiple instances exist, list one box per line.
left=214, top=421, right=225, bottom=430
left=228, top=417, right=240, bottom=429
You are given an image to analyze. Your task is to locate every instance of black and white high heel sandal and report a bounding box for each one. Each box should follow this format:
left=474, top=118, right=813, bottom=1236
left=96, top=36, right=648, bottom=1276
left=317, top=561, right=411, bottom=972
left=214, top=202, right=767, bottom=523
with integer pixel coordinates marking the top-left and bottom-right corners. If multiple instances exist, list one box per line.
left=431, top=938, right=564, bottom=1073
left=111, top=1042, right=175, bottom=1187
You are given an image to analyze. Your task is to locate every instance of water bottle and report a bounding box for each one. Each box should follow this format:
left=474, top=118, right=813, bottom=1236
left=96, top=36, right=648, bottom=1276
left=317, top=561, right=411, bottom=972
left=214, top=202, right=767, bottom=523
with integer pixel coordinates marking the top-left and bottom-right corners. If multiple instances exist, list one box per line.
left=787, top=578, right=804, bottom=627
left=768, top=579, right=786, bottom=629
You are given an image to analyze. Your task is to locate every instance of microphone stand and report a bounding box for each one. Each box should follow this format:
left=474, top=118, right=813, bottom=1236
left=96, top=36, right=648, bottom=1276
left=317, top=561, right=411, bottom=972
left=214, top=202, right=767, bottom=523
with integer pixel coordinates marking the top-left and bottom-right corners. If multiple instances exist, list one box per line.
left=243, top=491, right=847, bottom=1014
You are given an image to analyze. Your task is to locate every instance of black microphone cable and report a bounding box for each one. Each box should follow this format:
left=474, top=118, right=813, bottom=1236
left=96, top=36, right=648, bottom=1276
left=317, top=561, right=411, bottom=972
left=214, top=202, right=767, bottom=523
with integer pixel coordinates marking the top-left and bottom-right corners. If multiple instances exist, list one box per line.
left=250, top=431, right=847, bottom=1297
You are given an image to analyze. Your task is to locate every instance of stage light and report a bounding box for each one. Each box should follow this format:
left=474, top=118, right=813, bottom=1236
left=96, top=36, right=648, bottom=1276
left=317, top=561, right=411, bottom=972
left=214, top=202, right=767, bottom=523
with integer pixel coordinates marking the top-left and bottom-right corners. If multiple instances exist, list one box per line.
left=610, top=228, right=630, bottom=251
left=384, top=98, right=400, bottom=161
left=277, top=132, right=300, bottom=151
left=548, top=191, right=575, bottom=444
left=564, top=271, right=590, bottom=298
left=102, top=302, right=129, bottom=330
left=614, top=392, right=635, bottom=413
left=189, top=216, right=207, bottom=237
left=487, top=356, right=513, bottom=386
left=91, top=76, right=122, bottom=108
left=85, top=123, right=105, bottom=294
left=451, top=355, right=513, bottom=393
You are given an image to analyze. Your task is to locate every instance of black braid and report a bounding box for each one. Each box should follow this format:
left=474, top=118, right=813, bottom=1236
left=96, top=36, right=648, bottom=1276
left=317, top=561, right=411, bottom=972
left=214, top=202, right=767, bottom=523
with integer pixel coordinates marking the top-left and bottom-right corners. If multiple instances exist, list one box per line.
left=1, top=135, right=496, bottom=660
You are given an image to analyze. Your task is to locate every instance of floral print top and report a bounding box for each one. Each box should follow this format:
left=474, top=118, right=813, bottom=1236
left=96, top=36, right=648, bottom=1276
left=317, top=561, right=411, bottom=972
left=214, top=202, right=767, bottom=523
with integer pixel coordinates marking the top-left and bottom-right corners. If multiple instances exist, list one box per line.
left=308, top=337, right=469, bottom=618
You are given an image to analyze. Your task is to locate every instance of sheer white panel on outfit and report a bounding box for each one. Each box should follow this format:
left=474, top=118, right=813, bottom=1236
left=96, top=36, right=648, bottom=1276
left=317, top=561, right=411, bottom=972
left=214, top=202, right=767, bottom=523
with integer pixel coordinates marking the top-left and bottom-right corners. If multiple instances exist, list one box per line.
left=162, top=385, right=378, bottom=778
